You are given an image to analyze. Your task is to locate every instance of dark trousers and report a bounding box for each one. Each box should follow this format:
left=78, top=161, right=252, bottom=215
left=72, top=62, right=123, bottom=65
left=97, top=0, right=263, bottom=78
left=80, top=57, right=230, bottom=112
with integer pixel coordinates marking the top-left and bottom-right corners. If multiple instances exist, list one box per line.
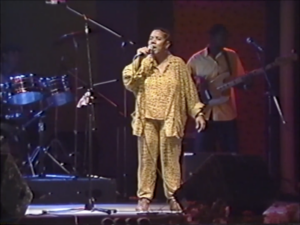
left=194, top=119, right=238, bottom=153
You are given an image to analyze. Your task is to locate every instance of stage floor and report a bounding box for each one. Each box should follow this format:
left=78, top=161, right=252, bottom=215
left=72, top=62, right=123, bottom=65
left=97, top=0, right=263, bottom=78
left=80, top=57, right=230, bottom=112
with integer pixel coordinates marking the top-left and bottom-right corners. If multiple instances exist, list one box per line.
left=21, top=201, right=300, bottom=224
left=21, top=203, right=185, bottom=224
left=25, top=203, right=177, bottom=215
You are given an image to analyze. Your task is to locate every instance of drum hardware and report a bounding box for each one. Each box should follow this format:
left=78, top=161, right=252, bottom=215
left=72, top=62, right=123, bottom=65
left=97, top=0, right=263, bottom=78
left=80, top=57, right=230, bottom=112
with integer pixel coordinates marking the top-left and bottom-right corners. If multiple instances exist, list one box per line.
left=39, top=3, right=133, bottom=215
left=76, top=80, right=117, bottom=90
left=67, top=68, right=117, bottom=173
left=54, top=33, right=81, bottom=174
left=1, top=73, right=73, bottom=107
left=52, top=94, right=71, bottom=172
left=59, top=7, right=132, bottom=200
left=72, top=36, right=80, bottom=175
left=4, top=73, right=44, bottom=105
left=4, top=112, right=23, bottom=120
left=0, top=82, right=8, bottom=103
left=58, top=34, right=83, bottom=175
left=1, top=71, right=77, bottom=175
left=2, top=106, right=25, bottom=120
left=21, top=108, right=72, bottom=176
left=1, top=103, right=36, bottom=121
left=40, top=74, right=74, bottom=107
left=53, top=29, right=100, bottom=46
left=66, top=69, right=120, bottom=114
left=26, top=152, right=35, bottom=175
left=29, top=74, right=74, bottom=174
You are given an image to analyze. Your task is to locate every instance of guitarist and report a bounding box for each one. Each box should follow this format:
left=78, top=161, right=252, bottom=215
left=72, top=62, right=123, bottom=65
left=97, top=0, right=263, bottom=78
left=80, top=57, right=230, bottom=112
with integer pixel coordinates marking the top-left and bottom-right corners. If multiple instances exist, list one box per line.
left=187, top=24, right=250, bottom=153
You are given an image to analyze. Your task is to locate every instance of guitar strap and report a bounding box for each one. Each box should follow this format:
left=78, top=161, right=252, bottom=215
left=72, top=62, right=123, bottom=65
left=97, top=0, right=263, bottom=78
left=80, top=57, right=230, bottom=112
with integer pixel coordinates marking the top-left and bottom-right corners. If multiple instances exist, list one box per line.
left=222, top=50, right=232, bottom=76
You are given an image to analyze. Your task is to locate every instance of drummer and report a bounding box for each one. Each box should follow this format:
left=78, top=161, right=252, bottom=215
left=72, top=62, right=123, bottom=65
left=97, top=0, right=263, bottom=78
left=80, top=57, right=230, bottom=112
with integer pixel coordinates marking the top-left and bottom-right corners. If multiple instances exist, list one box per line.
left=0, top=44, right=22, bottom=83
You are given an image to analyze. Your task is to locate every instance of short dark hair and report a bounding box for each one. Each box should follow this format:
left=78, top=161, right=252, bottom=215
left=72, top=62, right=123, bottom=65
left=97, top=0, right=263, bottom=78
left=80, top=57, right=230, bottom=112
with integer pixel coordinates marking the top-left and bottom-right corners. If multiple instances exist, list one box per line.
left=152, top=27, right=171, bottom=42
left=208, top=24, right=228, bottom=37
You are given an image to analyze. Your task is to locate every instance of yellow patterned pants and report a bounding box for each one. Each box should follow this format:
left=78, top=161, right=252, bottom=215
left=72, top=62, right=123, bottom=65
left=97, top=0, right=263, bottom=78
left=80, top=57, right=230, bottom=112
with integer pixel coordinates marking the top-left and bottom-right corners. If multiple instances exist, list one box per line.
left=137, top=119, right=182, bottom=200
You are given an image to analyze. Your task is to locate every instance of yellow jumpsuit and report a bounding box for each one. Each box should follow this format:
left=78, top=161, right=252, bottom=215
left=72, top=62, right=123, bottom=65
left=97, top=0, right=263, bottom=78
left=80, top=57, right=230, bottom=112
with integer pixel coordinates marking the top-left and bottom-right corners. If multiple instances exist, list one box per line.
left=122, top=54, right=204, bottom=200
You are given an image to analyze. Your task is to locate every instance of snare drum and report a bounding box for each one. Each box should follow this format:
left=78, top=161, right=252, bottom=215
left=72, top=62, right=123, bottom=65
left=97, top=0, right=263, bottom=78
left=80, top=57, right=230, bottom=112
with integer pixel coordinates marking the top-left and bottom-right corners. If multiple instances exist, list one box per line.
left=41, top=75, right=73, bottom=106
left=5, top=74, right=44, bottom=105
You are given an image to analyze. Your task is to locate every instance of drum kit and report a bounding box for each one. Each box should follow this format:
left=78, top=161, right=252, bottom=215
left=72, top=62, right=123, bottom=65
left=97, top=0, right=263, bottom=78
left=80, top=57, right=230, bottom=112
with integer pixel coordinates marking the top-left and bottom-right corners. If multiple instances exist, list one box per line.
left=1, top=3, right=136, bottom=213
left=0, top=31, right=117, bottom=176
left=0, top=73, right=73, bottom=107
left=0, top=71, right=75, bottom=175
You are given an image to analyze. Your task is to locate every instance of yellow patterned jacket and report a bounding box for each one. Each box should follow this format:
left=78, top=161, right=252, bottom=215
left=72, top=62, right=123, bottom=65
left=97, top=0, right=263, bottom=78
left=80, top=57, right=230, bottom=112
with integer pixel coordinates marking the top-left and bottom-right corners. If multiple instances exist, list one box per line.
left=122, top=54, right=204, bottom=138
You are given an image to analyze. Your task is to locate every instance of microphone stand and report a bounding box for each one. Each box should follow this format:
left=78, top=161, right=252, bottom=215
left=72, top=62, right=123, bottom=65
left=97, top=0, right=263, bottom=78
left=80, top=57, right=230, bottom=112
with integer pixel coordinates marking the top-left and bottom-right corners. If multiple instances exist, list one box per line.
left=72, top=37, right=79, bottom=174
left=65, top=4, right=135, bottom=201
left=44, top=3, right=137, bottom=214
left=65, top=5, right=135, bottom=46
left=254, top=48, right=286, bottom=179
left=81, top=16, right=99, bottom=211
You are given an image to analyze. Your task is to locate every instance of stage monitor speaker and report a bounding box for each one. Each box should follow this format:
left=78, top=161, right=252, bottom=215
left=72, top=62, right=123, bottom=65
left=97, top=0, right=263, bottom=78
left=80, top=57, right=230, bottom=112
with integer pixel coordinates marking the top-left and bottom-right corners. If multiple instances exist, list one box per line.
left=175, top=153, right=276, bottom=215
left=0, top=152, right=33, bottom=224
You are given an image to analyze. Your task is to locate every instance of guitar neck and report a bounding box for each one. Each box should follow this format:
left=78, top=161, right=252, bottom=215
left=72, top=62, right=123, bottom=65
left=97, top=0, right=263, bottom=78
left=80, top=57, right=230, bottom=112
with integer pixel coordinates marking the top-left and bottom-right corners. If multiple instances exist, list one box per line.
left=218, top=62, right=276, bottom=91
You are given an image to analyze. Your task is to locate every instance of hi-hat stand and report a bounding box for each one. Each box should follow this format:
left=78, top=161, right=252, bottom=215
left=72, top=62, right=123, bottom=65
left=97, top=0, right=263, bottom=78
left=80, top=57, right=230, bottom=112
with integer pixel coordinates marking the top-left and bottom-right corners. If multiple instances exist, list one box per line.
left=21, top=105, right=72, bottom=176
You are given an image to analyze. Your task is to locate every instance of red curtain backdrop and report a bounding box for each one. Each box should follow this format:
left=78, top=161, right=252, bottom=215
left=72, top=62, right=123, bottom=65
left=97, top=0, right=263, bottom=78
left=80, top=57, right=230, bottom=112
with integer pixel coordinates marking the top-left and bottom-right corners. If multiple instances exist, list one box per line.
left=173, top=1, right=267, bottom=156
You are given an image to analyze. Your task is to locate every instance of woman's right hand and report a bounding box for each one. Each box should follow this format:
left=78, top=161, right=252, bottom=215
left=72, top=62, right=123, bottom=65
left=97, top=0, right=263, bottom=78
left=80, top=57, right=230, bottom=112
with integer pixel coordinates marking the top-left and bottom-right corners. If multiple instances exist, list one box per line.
left=137, top=47, right=151, bottom=56
left=133, top=47, right=152, bottom=71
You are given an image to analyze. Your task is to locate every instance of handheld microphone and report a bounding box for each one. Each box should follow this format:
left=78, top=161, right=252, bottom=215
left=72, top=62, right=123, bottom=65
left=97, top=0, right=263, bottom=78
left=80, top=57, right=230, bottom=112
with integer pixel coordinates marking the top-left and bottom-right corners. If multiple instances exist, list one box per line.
left=246, top=37, right=264, bottom=52
left=148, top=44, right=154, bottom=54
left=45, top=0, right=66, bottom=5
left=134, top=45, right=154, bottom=59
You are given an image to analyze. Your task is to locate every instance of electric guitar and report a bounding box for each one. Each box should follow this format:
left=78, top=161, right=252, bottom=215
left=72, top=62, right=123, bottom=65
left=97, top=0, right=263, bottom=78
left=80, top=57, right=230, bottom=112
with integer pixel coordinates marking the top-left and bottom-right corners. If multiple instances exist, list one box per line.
left=198, top=52, right=298, bottom=106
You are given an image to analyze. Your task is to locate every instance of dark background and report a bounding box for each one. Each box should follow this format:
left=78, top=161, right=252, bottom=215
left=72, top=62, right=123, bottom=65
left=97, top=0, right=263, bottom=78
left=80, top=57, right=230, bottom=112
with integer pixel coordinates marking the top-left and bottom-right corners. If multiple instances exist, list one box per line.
left=1, top=0, right=298, bottom=199
left=294, top=0, right=299, bottom=185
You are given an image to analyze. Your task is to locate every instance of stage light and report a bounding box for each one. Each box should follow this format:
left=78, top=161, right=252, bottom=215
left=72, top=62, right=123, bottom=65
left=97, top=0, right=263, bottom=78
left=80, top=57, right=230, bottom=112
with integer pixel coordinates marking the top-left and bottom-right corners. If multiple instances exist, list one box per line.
left=101, top=217, right=113, bottom=225
left=125, top=217, right=137, bottom=225
left=137, top=217, right=150, bottom=225
left=113, top=217, right=126, bottom=225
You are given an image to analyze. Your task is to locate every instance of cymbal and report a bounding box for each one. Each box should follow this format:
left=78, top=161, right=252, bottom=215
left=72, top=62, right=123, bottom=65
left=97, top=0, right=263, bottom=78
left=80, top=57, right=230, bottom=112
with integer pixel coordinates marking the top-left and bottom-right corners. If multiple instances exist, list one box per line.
left=54, top=29, right=99, bottom=45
